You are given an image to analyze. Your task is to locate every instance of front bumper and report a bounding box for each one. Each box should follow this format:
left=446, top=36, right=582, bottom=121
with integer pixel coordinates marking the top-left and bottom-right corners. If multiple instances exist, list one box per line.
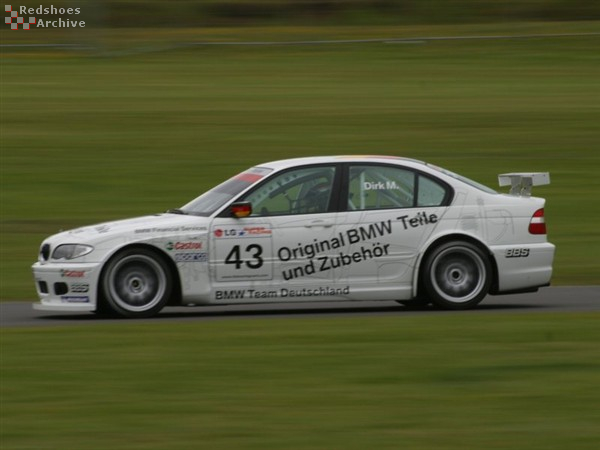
left=32, top=261, right=103, bottom=312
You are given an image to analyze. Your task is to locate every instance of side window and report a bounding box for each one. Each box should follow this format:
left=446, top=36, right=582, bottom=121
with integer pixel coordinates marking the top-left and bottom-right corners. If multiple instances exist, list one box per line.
left=348, top=165, right=415, bottom=210
left=243, top=166, right=336, bottom=216
left=417, top=175, right=448, bottom=207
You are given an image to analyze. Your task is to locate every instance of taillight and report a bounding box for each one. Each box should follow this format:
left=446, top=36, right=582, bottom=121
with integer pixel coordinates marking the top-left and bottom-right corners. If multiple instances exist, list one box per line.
left=529, top=208, right=547, bottom=235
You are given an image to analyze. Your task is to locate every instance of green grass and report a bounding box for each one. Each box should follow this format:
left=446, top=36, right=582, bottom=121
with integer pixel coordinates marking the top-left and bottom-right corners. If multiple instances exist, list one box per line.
left=1, top=314, right=599, bottom=449
left=1, top=24, right=600, bottom=299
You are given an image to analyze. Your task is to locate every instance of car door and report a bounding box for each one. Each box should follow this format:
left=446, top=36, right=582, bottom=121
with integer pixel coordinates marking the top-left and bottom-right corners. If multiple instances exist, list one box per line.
left=209, top=164, right=343, bottom=300
left=333, top=163, right=451, bottom=296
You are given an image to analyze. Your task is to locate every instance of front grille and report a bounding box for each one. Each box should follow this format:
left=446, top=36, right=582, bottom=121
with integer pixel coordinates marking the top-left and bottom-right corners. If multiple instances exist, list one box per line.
left=40, top=244, right=50, bottom=261
left=38, top=281, right=48, bottom=294
left=54, top=282, right=68, bottom=295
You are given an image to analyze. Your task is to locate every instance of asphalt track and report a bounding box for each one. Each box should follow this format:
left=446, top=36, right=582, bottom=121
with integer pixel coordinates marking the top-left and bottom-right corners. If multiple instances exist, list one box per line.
left=1, top=286, right=598, bottom=328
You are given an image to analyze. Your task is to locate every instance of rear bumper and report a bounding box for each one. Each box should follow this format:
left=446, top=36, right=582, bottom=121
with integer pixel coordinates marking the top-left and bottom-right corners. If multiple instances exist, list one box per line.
left=490, top=242, right=555, bottom=294
left=32, top=261, right=101, bottom=312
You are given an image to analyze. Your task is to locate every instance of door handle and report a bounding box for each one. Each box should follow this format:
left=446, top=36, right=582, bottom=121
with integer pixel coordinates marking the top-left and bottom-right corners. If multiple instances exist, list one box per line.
left=305, top=220, right=334, bottom=228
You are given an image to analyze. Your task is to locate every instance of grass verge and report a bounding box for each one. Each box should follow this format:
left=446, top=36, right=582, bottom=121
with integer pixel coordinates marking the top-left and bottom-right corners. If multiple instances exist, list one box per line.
left=1, top=313, right=599, bottom=449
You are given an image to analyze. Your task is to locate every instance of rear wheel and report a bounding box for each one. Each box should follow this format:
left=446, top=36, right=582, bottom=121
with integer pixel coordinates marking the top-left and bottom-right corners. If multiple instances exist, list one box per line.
left=421, top=241, right=492, bottom=310
left=101, top=248, right=172, bottom=318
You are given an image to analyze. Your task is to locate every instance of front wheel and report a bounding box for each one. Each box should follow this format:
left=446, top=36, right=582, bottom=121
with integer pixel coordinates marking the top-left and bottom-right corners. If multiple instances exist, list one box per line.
left=421, top=241, right=492, bottom=310
left=100, top=248, right=172, bottom=318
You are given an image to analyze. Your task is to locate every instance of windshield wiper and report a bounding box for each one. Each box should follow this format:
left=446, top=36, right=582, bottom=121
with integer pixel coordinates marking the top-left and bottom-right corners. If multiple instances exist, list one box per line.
left=165, top=208, right=188, bottom=215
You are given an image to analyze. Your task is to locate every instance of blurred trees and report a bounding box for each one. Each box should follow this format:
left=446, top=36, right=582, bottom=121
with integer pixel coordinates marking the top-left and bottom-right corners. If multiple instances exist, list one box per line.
left=82, top=1, right=600, bottom=27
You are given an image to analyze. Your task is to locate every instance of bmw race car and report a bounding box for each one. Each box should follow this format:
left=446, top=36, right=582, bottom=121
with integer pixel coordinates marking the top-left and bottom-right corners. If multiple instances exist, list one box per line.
left=33, top=156, right=555, bottom=317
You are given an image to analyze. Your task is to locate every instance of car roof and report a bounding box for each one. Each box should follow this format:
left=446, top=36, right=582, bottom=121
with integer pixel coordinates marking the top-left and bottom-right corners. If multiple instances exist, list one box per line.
left=258, top=155, right=427, bottom=171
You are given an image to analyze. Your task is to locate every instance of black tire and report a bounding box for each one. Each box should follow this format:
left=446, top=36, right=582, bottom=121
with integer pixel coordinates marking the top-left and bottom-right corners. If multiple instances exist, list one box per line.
left=100, top=248, right=172, bottom=318
left=421, top=241, right=492, bottom=310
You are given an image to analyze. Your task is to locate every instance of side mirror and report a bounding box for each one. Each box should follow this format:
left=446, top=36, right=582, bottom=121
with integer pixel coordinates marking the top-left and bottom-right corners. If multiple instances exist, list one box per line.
left=230, top=202, right=252, bottom=218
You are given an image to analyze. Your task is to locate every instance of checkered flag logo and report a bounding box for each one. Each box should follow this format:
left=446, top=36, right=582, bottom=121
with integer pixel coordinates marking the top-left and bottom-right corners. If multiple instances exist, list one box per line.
left=5, top=5, right=36, bottom=30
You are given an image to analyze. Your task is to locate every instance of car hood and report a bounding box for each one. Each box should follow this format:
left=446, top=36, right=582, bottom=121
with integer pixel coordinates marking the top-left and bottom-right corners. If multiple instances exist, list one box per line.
left=46, top=213, right=211, bottom=246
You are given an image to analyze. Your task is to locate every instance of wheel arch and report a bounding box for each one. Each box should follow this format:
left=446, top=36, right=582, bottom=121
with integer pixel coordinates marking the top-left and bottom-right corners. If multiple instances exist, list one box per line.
left=413, top=233, right=499, bottom=298
left=96, top=243, right=182, bottom=312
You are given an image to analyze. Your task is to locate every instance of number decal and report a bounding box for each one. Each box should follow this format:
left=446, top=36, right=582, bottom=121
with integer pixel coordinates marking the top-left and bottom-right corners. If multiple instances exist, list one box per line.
left=245, top=244, right=263, bottom=269
left=213, top=224, right=273, bottom=281
left=225, top=246, right=243, bottom=269
left=225, top=244, right=264, bottom=270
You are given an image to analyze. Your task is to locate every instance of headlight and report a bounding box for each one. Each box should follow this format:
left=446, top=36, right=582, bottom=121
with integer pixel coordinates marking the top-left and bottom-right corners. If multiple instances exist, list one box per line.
left=51, top=244, right=94, bottom=260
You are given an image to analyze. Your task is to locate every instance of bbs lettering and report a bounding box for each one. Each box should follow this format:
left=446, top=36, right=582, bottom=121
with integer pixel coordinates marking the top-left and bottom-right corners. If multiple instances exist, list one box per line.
left=505, top=248, right=530, bottom=258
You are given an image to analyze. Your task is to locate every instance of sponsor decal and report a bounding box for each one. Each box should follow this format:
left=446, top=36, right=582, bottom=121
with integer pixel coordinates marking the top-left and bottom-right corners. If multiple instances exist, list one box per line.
left=174, top=252, right=207, bottom=262
left=134, top=226, right=207, bottom=234
left=216, top=214, right=438, bottom=282
left=396, top=211, right=438, bottom=230
left=278, top=220, right=392, bottom=281
left=232, top=167, right=272, bottom=184
left=278, top=220, right=392, bottom=263
left=95, top=225, right=110, bottom=234
left=70, top=283, right=89, bottom=293
left=164, top=241, right=207, bottom=262
left=166, top=241, right=203, bottom=251
left=61, top=269, right=85, bottom=278
left=281, top=243, right=390, bottom=281
left=505, top=248, right=530, bottom=258
left=243, top=226, right=272, bottom=236
left=60, top=295, right=90, bottom=303
left=215, top=225, right=274, bottom=281
left=215, top=286, right=350, bottom=300
left=214, top=226, right=272, bottom=239
left=218, top=228, right=245, bottom=238
left=234, top=173, right=264, bottom=183
left=282, top=286, right=350, bottom=298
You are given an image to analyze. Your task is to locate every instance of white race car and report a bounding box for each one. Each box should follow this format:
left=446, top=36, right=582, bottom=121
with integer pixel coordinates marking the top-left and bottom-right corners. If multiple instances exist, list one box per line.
left=33, top=156, right=555, bottom=317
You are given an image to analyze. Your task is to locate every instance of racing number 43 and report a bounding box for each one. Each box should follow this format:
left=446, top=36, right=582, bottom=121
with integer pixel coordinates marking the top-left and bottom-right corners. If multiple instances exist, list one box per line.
left=225, top=244, right=264, bottom=269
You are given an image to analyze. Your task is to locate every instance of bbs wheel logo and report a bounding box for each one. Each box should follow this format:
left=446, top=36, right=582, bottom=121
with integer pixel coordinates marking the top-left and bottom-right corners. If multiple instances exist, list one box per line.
left=505, top=248, right=530, bottom=258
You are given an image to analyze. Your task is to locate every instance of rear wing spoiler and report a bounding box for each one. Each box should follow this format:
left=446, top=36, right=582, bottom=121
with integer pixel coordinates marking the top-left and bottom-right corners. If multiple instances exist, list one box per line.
left=498, top=173, right=550, bottom=196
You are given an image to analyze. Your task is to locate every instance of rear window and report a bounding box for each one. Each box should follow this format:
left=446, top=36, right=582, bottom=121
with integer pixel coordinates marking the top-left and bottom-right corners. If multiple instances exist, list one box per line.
left=427, top=164, right=497, bottom=194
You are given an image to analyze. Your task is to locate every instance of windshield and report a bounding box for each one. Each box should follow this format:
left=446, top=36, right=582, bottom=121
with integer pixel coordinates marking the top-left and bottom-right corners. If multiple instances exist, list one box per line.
left=179, top=167, right=273, bottom=216
left=427, top=163, right=497, bottom=194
